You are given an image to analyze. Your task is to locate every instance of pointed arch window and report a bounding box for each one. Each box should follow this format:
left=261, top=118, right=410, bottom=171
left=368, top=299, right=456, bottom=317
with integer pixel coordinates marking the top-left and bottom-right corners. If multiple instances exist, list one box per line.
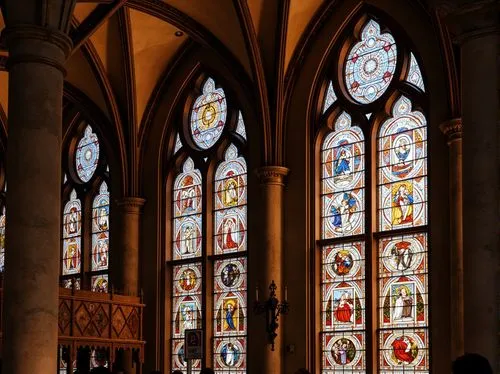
left=318, top=18, right=429, bottom=373
left=61, top=124, right=110, bottom=292
left=169, top=77, right=248, bottom=374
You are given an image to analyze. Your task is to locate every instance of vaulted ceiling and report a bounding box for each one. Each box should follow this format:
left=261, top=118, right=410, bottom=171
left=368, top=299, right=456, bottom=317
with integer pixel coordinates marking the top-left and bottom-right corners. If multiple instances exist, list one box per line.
left=0, top=0, right=329, bottom=131
left=0, top=0, right=446, bottom=144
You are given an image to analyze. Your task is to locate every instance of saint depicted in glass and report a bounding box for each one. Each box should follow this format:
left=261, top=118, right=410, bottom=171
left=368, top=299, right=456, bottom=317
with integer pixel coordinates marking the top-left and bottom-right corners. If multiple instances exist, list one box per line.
left=322, top=112, right=365, bottom=239
left=62, top=190, right=82, bottom=277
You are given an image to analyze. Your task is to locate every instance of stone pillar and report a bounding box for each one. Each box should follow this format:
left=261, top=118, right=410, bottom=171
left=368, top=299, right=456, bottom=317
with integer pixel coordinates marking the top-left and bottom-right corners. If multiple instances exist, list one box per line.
left=1, top=24, right=72, bottom=374
left=447, top=1, right=499, bottom=366
left=115, top=197, right=146, bottom=373
left=254, top=166, right=289, bottom=374
left=439, top=118, right=464, bottom=359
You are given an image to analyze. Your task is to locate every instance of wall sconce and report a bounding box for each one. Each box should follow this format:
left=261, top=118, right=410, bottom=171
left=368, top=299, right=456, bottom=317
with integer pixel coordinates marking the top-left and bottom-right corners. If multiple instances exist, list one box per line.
left=253, top=280, right=289, bottom=351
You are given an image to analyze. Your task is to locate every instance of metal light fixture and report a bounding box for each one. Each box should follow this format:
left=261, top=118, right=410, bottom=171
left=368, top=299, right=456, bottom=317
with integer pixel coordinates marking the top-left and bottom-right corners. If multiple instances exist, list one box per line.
left=253, top=280, right=289, bottom=351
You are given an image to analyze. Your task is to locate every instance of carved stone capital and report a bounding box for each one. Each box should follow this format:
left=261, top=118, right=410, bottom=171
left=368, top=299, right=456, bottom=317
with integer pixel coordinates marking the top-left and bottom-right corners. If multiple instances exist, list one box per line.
left=440, top=118, right=463, bottom=144
left=116, top=197, right=147, bottom=215
left=1, top=24, right=73, bottom=75
left=440, top=0, right=500, bottom=43
left=256, top=166, right=290, bottom=186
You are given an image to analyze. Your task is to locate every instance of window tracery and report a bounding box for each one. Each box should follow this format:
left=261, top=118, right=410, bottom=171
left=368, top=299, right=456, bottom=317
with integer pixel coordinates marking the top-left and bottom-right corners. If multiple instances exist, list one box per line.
left=318, top=17, right=428, bottom=373
left=170, top=77, right=248, bottom=374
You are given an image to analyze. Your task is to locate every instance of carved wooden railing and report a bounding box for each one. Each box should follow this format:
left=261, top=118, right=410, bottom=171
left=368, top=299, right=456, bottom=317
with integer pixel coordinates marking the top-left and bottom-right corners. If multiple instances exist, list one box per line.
left=0, top=287, right=145, bottom=365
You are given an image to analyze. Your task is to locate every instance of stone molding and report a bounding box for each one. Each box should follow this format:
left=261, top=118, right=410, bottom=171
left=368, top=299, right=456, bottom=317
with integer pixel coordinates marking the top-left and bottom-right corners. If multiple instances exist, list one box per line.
left=439, top=118, right=463, bottom=144
left=256, top=166, right=290, bottom=186
left=116, top=197, right=147, bottom=214
left=2, top=24, right=73, bottom=74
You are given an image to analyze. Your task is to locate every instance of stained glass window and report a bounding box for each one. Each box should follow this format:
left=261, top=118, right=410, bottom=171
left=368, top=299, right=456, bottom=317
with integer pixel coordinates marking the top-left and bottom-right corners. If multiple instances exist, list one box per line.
left=214, top=145, right=247, bottom=254
left=62, top=190, right=82, bottom=279
left=171, top=263, right=203, bottom=372
left=62, top=123, right=109, bottom=292
left=190, top=78, right=227, bottom=150
left=407, top=53, right=425, bottom=92
left=345, top=20, right=397, bottom=104
left=323, top=81, right=338, bottom=113
left=173, top=158, right=203, bottom=260
left=170, top=76, right=247, bottom=373
left=319, top=18, right=428, bottom=374
left=320, top=112, right=366, bottom=372
left=321, top=112, right=365, bottom=239
left=213, top=144, right=247, bottom=373
left=75, top=125, right=100, bottom=182
left=90, top=181, right=110, bottom=292
left=377, top=96, right=427, bottom=231
left=171, top=158, right=204, bottom=373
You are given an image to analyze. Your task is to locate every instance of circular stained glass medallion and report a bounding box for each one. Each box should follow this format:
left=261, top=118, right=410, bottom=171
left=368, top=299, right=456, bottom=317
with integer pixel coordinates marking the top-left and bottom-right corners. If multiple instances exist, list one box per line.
left=190, top=78, right=227, bottom=149
left=75, top=125, right=100, bottom=182
left=344, top=20, right=397, bottom=104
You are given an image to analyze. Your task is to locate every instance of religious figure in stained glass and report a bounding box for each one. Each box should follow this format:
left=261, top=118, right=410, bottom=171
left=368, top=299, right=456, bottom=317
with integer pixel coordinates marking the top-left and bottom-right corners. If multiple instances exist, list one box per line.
left=344, top=20, right=397, bottom=104
left=331, top=250, right=353, bottom=276
left=190, top=77, right=227, bottom=149
left=322, top=113, right=365, bottom=239
left=75, top=125, right=100, bottom=183
left=331, top=338, right=356, bottom=365
left=221, top=263, right=240, bottom=287
left=392, top=182, right=414, bottom=225
left=391, top=335, right=419, bottom=364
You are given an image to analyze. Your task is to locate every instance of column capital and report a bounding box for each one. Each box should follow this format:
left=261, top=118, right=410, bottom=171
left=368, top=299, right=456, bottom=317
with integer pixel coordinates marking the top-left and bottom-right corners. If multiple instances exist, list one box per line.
left=440, top=118, right=463, bottom=144
left=116, top=197, right=147, bottom=214
left=440, top=0, right=500, bottom=43
left=255, top=166, right=290, bottom=186
left=2, top=24, right=73, bottom=74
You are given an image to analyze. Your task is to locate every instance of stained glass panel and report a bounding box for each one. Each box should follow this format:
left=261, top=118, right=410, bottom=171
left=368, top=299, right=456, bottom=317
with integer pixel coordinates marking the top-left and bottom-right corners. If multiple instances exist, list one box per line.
left=91, top=274, right=109, bottom=293
left=175, top=133, right=183, bottom=154
left=62, top=278, right=81, bottom=290
left=323, top=81, right=338, bottom=113
left=213, top=337, right=247, bottom=372
left=172, top=263, right=203, bottom=371
left=322, top=332, right=366, bottom=372
left=321, top=112, right=365, bottom=239
left=75, top=125, right=100, bottom=182
left=321, top=242, right=365, bottom=373
left=0, top=207, right=5, bottom=273
left=173, top=158, right=203, bottom=260
left=214, top=145, right=247, bottom=255
left=378, top=96, right=427, bottom=231
left=345, top=20, right=397, bottom=104
left=190, top=78, right=227, bottom=150
left=62, top=190, right=81, bottom=275
left=407, top=53, right=425, bottom=92
left=92, top=182, right=109, bottom=272
left=236, top=111, right=247, bottom=140
left=379, top=328, right=429, bottom=372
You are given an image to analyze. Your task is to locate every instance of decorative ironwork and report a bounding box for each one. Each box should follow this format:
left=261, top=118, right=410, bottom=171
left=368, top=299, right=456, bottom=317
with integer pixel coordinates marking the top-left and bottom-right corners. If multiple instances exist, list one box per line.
left=253, top=280, right=289, bottom=351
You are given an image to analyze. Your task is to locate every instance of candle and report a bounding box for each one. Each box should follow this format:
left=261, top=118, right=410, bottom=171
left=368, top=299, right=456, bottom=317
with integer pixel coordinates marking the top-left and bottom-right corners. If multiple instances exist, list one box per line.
left=284, top=286, right=288, bottom=301
left=255, top=286, right=259, bottom=301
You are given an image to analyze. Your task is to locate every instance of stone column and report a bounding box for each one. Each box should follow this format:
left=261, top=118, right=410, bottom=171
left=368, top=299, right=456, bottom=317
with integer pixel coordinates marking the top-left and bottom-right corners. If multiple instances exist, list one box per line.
left=254, top=166, right=289, bottom=374
left=439, top=119, right=464, bottom=359
left=1, top=25, right=72, bottom=374
left=447, top=1, right=499, bottom=366
left=115, top=197, right=146, bottom=373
